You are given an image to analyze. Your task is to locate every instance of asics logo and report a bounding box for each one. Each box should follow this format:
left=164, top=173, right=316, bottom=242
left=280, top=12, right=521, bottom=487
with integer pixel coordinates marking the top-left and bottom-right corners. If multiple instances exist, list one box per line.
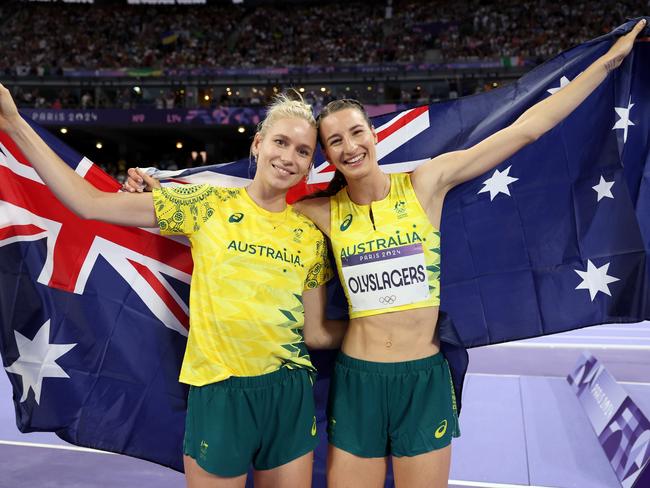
left=228, top=213, right=244, bottom=223
left=379, top=295, right=397, bottom=305
left=394, top=200, right=407, bottom=218
left=434, top=419, right=448, bottom=439
left=311, top=416, right=317, bottom=437
left=340, top=214, right=353, bottom=231
left=199, top=440, right=209, bottom=459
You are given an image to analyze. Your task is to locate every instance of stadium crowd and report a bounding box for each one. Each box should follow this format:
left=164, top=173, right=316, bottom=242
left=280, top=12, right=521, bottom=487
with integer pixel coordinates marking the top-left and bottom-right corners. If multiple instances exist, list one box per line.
left=1, top=0, right=646, bottom=76
left=440, top=0, right=647, bottom=63
left=1, top=0, right=648, bottom=112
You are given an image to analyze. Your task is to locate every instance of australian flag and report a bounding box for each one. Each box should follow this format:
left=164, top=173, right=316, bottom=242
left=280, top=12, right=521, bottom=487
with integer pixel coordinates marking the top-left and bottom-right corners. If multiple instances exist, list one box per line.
left=0, top=18, right=649, bottom=484
left=0, top=127, right=192, bottom=470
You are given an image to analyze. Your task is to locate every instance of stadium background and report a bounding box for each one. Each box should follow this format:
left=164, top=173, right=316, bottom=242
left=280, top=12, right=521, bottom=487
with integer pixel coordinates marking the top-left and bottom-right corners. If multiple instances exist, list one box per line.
left=2, top=0, right=644, bottom=178
left=1, top=1, right=650, bottom=488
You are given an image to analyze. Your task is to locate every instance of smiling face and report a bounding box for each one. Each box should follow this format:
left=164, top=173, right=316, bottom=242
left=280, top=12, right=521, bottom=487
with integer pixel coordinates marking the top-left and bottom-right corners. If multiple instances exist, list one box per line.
left=318, top=107, right=378, bottom=182
left=251, top=116, right=317, bottom=192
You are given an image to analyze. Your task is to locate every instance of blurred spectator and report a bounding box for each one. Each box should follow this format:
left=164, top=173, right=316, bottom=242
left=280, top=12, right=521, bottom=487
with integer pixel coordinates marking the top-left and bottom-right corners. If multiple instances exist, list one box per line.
left=164, top=91, right=175, bottom=109
left=81, top=92, right=93, bottom=109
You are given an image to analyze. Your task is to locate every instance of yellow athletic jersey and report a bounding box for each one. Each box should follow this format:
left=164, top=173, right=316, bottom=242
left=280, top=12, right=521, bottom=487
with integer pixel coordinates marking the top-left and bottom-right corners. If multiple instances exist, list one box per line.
left=330, top=172, right=440, bottom=319
left=152, top=184, right=332, bottom=386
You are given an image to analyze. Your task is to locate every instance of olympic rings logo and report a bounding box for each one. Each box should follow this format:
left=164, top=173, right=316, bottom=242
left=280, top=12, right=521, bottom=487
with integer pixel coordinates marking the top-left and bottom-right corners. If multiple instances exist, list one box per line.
left=379, top=295, right=397, bottom=305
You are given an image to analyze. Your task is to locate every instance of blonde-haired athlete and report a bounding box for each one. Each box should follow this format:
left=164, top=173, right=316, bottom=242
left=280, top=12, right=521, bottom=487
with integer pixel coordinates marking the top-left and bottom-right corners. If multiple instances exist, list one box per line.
left=0, top=89, right=347, bottom=488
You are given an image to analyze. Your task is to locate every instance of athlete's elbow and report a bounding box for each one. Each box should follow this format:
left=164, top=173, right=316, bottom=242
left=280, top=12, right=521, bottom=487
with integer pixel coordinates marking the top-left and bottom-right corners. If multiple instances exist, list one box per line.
left=74, top=198, right=104, bottom=221
left=520, top=111, right=561, bottom=142
left=305, top=328, right=337, bottom=350
left=74, top=197, right=116, bottom=222
left=303, top=328, right=324, bottom=349
left=510, top=118, right=543, bottom=147
left=525, top=130, right=542, bottom=145
left=75, top=209, right=91, bottom=220
left=68, top=201, right=95, bottom=220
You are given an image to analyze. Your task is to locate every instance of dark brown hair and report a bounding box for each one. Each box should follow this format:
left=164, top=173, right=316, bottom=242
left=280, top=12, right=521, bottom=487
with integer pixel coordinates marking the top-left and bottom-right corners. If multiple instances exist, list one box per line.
left=301, top=99, right=373, bottom=200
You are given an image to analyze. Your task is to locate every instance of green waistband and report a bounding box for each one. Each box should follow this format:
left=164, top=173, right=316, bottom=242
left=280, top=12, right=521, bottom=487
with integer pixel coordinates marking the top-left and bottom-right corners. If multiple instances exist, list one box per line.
left=336, top=351, right=445, bottom=374
left=196, top=366, right=310, bottom=390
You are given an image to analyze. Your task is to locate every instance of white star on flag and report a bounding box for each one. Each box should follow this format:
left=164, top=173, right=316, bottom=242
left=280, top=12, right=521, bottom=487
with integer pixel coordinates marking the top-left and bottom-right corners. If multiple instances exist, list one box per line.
left=4, top=320, right=76, bottom=404
left=612, top=97, right=634, bottom=143
left=592, top=176, right=615, bottom=202
left=478, top=166, right=519, bottom=201
left=547, top=75, right=571, bottom=94
left=575, top=260, right=620, bottom=301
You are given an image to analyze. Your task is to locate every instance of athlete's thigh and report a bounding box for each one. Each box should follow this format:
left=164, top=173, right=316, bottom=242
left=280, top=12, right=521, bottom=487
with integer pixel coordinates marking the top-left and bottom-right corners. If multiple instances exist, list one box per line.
left=253, top=451, right=313, bottom=488
left=327, top=445, right=388, bottom=488
left=184, top=455, right=247, bottom=488
left=391, top=444, right=451, bottom=488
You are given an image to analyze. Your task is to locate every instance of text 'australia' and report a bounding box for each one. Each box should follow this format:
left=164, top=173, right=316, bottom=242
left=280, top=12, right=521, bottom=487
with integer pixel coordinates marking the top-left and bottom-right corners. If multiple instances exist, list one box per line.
left=228, top=240, right=303, bottom=267
left=340, top=231, right=422, bottom=259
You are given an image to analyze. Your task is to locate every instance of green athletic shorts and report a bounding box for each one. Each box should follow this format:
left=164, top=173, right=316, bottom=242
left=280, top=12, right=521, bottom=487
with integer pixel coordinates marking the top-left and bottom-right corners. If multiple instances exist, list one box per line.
left=184, top=367, right=318, bottom=477
left=327, top=352, right=460, bottom=458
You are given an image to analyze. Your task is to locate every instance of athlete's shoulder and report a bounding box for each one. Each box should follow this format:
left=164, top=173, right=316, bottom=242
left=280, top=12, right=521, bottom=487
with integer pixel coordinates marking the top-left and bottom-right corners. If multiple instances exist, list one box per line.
left=294, top=197, right=330, bottom=221
left=154, top=183, right=242, bottom=203
left=294, top=196, right=330, bottom=211
left=153, top=184, right=213, bottom=209
left=288, top=204, right=320, bottom=231
left=392, top=171, right=412, bottom=185
left=331, top=185, right=350, bottom=201
left=153, top=184, right=223, bottom=235
left=209, top=186, right=243, bottom=202
left=293, top=198, right=331, bottom=237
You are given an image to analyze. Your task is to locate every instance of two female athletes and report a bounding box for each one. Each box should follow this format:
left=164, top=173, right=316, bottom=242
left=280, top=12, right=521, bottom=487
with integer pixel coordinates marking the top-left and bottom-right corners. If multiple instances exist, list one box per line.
left=4, top=17, right=644, bottom=488
left=130, top=19, right=645, bottom=488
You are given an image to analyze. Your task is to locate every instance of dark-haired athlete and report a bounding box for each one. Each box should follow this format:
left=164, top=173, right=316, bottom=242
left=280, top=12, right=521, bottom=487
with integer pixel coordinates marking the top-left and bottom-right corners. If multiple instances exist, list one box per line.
left=292, top=20, right=646, bottom=488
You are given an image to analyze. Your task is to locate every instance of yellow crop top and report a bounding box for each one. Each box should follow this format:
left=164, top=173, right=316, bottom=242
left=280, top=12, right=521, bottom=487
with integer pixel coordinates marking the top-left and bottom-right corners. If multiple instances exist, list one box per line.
left=330, top=172, right=440, bottom=319
left=153, top=184, right=332, bottom=386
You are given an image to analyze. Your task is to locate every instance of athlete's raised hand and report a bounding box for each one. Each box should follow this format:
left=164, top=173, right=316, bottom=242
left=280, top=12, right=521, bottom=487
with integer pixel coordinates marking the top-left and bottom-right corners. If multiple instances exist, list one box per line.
left=0, top=83, right=21, bottom=133
left=412, top=17, right=649, bottom=204
left=603, top=18, right=647, bottom=72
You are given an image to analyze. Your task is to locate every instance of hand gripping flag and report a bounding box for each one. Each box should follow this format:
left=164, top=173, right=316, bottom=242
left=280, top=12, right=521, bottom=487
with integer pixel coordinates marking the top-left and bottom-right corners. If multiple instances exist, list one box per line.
left=0, top=19, right=649, bottom=484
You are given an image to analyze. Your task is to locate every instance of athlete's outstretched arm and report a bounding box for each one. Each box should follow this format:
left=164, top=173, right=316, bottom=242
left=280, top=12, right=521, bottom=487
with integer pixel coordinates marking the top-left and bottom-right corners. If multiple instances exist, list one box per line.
left=412, top=19, right=647, bottom=205
left=302, top=284, right=348, bottom=349
left=0, top=84, right=157, bottom=227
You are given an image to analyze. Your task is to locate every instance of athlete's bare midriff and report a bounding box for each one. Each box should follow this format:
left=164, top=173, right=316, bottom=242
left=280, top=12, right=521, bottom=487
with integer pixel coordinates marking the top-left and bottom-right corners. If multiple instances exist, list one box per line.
left=341, top=305, right=440, bottom=362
